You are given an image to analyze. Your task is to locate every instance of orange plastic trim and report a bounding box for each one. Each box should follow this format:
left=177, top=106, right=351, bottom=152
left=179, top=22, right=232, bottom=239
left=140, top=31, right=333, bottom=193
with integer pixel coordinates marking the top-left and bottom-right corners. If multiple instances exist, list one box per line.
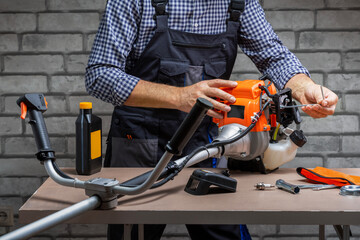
left=20, top=102, right=27, bottom=119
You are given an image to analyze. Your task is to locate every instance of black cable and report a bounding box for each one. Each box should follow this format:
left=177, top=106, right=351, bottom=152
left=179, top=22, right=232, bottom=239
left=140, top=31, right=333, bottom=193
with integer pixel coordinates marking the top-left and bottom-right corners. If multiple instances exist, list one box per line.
left=259, top=84, right=275, bottom=98
left=52, top=160, right=74, bottom=180
left=151, top=170, right=180, bottom=189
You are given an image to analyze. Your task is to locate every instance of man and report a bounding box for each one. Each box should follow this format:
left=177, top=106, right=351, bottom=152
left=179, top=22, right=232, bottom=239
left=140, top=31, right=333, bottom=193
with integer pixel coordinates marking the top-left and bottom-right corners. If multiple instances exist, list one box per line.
left=85, top=0, right=338, bottom=239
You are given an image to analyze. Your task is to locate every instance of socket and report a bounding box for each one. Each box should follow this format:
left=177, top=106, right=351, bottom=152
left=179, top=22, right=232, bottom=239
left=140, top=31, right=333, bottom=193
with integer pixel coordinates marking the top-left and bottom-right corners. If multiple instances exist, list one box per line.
left=0, top=207, right=14, bottom=227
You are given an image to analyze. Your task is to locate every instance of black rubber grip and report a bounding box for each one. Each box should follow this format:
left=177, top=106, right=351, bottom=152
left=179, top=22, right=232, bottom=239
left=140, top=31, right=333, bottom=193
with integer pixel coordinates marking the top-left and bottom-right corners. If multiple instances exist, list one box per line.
left=28, top=109, right=53, bottom=154
left=166, top=98, right=213, bottom=155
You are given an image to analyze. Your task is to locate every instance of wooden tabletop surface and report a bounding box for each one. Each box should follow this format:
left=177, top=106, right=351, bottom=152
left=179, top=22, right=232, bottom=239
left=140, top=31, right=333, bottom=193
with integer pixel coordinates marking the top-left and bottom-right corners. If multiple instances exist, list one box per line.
left=19, top=168, right=360, bottom=225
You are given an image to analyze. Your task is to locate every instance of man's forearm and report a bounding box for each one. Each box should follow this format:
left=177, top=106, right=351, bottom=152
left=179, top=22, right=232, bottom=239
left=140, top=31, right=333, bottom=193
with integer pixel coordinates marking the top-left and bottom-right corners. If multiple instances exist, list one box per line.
left=124, top=79, right=238, bottom=118
left=124, top=79, right=180, bottom=109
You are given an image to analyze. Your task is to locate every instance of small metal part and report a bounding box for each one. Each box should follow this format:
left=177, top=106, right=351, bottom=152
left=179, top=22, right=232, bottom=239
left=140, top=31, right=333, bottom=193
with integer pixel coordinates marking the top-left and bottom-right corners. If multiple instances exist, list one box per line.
left=85, top=177, right=120, bottom=209
left=298, top=184, right=337, bottom=191
left=280, top=103, right=318, bottom=109
left=282, top=127, right=294, bottom=136
left=320, top=85, right=325, bottom=101
left=0, top=207, right=14, bottom=226
left=255, top=182, right=275, bottom=190
left=276, top=179, right=300, bottom=194
left=339, top=185, right=360, bottom=196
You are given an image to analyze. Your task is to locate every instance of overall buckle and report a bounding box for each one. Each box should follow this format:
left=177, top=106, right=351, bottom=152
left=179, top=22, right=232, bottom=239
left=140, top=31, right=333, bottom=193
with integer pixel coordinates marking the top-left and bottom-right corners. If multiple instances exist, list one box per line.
left=152, top=0, right=169, bottom=19
left=228, top=0, right=245, bottom=22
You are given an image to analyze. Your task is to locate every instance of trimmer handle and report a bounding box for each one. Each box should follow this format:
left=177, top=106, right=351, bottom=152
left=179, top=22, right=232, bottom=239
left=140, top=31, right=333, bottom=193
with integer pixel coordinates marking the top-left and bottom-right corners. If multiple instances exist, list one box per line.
left=166, top=98, right=213, bottom=155
left=17, top=94, right=55, bottom=161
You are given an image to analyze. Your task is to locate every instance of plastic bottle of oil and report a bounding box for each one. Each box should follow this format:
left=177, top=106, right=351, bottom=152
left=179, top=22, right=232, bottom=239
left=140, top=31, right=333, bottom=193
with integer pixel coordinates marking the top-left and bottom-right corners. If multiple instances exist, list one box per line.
left=76, top=102, right=102, bottom=175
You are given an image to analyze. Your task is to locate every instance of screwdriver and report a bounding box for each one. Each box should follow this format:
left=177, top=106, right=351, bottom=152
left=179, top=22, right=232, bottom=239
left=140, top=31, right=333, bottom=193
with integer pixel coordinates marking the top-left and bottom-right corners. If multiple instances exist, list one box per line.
left=280, top=86, right=325, bottom=109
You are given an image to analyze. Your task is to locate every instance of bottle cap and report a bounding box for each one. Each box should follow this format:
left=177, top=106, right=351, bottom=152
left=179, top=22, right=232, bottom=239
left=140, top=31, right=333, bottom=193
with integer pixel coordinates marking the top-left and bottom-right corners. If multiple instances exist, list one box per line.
left=79, top=102, right=92, bottom=109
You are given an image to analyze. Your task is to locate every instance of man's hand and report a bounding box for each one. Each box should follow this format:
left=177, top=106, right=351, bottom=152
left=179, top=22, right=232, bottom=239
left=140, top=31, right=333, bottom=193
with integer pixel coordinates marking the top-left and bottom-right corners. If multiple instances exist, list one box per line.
left=177, top=79, right=238, bottom=118
left=285, top=74, right=338, bottom=118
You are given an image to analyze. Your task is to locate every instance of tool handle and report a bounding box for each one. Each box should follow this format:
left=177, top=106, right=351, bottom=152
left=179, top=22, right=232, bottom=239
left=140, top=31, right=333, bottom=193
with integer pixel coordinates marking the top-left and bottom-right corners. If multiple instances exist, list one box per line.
left=165, top=98, right=213, bottom=155
left=17, top=94, right=55, bottom=161
left=28, top=110, right=53, bottom=154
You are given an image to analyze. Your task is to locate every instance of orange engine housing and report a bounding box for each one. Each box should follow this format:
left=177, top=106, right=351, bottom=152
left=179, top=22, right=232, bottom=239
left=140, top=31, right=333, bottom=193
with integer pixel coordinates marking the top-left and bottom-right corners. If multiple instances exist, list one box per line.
left=215, top=80, right=277, bottom=132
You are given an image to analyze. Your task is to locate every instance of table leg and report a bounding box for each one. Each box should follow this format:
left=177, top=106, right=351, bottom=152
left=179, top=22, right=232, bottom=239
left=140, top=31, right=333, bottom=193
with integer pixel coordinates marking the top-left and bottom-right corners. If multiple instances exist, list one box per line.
left=333, top=225, right=343, bottom=240
left=343, top=225, right=350, bottom=240
left=124, top=224, right=133, bottom=240
left=138, top=224, right=144, bottom=240
left=319, top=225, right=325, bottom=240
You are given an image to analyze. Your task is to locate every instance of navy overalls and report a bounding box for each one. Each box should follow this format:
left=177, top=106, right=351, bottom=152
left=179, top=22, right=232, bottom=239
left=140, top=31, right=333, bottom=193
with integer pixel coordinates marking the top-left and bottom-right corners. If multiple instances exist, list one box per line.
left=105, top=0, right=246, bottom=239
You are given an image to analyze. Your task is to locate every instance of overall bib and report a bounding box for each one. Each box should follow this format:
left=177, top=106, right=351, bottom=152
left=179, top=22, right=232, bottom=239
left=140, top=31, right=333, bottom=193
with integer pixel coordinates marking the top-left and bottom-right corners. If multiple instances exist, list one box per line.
left=105, top=1, right=245, bottom=239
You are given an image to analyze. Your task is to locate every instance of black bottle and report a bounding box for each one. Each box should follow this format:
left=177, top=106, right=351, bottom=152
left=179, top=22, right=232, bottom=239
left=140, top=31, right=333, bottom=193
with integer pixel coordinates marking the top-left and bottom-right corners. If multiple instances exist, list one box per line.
left=76, top=102, right=102, bottom=175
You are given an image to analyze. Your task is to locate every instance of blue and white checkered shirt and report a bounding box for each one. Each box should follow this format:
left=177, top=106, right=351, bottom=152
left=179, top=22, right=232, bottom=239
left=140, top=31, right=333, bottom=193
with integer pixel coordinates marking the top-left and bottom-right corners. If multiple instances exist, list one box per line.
left=85, top=0, right=309, bottom=106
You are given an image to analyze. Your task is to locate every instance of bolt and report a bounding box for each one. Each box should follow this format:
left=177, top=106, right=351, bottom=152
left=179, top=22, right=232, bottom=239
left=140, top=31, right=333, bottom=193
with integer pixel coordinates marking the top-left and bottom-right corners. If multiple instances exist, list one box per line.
left=0, top=211, right=8, bottom=222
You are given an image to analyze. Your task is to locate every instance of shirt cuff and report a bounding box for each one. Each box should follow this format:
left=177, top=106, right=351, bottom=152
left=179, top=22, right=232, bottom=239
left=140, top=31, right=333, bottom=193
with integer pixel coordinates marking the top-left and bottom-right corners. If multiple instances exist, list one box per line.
left=112, top=72, right=140, bottom=106
left=265, top=65, right=310, bottom=90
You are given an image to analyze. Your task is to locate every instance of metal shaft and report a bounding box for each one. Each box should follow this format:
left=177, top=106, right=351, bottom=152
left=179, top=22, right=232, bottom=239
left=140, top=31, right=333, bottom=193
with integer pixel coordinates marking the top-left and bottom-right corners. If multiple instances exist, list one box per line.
left=174, top=147, right=221, bottom=168
left=112, top=152, right=174, bottom=195
left=0, top=196, right=100, bottom=240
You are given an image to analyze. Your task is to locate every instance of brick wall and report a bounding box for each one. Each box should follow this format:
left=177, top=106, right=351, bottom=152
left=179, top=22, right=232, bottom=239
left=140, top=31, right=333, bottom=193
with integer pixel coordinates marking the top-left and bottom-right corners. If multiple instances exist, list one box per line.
left=0, top=0, right=359, bottom=239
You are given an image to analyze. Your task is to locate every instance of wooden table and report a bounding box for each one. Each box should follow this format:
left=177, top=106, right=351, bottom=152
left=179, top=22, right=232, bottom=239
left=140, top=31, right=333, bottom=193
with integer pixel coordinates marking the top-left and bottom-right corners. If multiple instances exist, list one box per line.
left=20, top=168, right=360, bottom=239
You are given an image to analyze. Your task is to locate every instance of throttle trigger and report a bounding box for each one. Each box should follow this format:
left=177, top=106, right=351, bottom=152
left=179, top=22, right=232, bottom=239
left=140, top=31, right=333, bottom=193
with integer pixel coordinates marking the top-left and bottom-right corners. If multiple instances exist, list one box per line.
left=20, top=102, right=27, bottom=119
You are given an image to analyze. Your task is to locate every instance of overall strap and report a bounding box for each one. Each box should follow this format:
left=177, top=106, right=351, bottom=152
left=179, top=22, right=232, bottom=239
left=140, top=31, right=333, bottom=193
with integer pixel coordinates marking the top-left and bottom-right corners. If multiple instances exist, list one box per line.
left=151, top=0, right=169, bottom=31
left=228, top=0, right=245, bottom=22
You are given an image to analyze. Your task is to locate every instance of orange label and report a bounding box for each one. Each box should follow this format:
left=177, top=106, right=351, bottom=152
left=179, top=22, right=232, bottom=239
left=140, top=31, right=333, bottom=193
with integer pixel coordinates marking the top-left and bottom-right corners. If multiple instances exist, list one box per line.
left=90, top=130, right=101, bottom=159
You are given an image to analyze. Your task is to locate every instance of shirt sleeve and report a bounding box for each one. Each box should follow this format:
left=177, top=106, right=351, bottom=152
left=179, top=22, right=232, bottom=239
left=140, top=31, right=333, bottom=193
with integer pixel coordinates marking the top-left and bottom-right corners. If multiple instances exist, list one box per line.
left=85, top=0, right=141, bottom=106
left=238, top=0, right=310, bottom=90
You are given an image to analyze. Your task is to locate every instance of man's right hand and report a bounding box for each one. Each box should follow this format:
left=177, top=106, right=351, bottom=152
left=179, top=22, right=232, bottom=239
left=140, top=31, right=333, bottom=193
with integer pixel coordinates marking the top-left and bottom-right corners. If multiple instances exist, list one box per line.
left=125, top=79, right=238, bottom=119
left=177, top=79, right=238, bottom=118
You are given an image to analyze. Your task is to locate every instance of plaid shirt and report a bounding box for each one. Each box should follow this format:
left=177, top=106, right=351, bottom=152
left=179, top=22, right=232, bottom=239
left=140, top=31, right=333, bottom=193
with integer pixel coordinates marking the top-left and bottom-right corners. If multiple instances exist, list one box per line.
left=85, top=0, right=309, bottom=106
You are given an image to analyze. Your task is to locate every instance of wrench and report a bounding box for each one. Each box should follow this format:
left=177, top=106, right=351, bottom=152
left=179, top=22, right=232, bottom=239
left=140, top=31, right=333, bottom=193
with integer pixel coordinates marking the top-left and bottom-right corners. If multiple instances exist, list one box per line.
left=276, top=179, right=337, bottom=194
left=297, top=184, right=338, bottom=191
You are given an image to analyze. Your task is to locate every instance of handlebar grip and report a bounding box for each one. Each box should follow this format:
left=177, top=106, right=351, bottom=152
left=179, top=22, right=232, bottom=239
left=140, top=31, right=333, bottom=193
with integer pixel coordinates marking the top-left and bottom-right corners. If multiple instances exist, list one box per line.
left=28, top=109, right=53, bottom=155
left=17, top=94, right=55, bottom=161
left=165, top=98, right=213, bottom=155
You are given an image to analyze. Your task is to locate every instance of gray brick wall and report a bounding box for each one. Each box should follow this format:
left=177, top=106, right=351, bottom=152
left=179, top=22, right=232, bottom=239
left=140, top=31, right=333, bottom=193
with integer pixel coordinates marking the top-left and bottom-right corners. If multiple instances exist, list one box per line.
left=0, top=0, right=359, bottom=239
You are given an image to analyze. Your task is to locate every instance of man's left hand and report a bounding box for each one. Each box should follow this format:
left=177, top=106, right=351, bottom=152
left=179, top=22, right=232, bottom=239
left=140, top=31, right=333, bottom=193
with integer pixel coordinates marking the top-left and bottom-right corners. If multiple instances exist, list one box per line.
left=300, top=84, right=338, bottom=118
left=285, top=74, right=338, bottom=118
